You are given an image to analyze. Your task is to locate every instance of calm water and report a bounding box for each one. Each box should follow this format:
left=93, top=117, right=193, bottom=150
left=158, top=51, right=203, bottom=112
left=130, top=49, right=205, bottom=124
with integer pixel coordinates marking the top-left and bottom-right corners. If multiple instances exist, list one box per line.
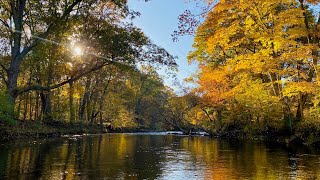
left=1, top=133, right=320, bottom=179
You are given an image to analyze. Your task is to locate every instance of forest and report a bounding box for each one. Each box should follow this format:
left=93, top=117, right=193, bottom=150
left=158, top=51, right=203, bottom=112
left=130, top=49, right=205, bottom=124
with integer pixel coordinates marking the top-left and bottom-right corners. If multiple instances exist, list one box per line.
left=184, top=0, right=320, bottom=143
left=0, top=0, right=196, bottom=137
left=1, top=0, right=320, bottom=145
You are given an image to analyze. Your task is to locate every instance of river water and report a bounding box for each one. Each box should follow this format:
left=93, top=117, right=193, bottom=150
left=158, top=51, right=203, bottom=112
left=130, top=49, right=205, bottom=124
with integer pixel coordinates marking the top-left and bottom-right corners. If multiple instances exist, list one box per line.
left=1, top=133, right=320, bottom=179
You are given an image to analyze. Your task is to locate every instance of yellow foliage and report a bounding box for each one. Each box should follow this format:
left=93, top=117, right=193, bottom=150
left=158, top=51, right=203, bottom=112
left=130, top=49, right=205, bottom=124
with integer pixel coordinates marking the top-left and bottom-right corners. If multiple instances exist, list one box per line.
left=283, top=82, right=318, bottom=97
left=189, top=0, right=320, bottom=126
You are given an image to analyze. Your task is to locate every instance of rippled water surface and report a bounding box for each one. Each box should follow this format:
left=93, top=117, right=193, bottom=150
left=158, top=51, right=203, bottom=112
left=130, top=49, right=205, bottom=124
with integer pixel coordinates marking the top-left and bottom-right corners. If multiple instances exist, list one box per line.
left=1, top=133, right=320, bottom=179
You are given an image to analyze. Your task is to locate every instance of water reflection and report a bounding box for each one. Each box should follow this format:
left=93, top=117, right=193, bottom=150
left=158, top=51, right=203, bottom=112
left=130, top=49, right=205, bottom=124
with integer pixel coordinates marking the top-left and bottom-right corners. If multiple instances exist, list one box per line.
left=1, top=134, right=320, bottom=179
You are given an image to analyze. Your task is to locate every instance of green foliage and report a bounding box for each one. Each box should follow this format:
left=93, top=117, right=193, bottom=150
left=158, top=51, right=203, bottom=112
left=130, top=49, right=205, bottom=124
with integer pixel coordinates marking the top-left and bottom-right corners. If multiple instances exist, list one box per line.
left=0, top=0, right=176, bottom=131
left=113, top=108, right=137, bottom=128
left=0, top=92, right=17, bottom=126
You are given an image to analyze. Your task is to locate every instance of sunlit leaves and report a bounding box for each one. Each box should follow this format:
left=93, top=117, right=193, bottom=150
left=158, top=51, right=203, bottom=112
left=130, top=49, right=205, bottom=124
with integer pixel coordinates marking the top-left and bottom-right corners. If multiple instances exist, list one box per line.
left=283, top=82, right=318, bottom=98
left=189, top=0, right=320, bottom=129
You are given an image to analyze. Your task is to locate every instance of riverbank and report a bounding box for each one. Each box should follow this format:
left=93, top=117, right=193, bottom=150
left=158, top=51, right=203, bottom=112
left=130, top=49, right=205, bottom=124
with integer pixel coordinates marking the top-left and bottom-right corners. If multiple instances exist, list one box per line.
left=110, top=125, right=320, bottom=148
left=2, top=120, right=320, bottom=148
left=0, top=121, right=102, bottom=142
left=208, top=122, right=320, bottom=147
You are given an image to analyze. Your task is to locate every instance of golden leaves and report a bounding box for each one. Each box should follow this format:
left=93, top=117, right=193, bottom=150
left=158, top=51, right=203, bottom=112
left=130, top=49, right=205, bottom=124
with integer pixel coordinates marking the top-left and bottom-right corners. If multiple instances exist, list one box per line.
left=191, top=0, right=320, bottom=120
left=283, top=82, right=318, bottom=97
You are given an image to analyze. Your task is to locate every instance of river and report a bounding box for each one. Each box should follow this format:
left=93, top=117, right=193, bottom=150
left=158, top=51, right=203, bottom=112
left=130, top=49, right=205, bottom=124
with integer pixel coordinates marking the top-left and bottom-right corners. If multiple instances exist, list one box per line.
left=1, top=133, right=320, bottom=179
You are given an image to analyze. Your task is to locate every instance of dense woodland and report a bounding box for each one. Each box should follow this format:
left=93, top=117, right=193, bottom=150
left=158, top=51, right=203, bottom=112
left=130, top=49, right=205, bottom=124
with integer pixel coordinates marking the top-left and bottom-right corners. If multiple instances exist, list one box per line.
left=2, top=0, right=320, bottom=142
left=183, top=0, right=320, bottom=139
left=0, top=0, right=198, bottom=133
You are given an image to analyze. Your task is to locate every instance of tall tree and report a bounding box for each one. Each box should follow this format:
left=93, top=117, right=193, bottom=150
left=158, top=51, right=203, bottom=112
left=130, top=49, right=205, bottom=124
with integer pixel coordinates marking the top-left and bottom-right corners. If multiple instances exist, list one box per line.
left=0, top=0, right=176, bottom=121
left=188, top=0, right=320, bottom=131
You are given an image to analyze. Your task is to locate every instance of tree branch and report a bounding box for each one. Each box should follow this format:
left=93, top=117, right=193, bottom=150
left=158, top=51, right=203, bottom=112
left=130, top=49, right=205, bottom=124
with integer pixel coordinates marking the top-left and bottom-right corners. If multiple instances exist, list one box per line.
left=200, top=107, right=216, bottom=123
left=18, top=0, right=83, bottom=60
left=16, top=61, right=110, bottom=95
left=0, top=18, right=10, bottom=28
left=0, top=62, right=8, bottom=72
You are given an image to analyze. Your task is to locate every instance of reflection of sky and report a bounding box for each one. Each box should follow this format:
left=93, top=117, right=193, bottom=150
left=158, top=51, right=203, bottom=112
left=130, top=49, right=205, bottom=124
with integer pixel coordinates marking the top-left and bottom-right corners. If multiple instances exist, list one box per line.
left=159, top=149, right=206, bottom=180
left=127, top=0, right=199, bottom=93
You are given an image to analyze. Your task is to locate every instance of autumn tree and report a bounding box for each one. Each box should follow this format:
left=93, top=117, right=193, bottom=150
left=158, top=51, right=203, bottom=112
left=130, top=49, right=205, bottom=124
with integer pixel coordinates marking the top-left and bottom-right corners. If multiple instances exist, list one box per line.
left=188, top=0, right=320, bottom=133
left=0, top=0, right=176, bottom=125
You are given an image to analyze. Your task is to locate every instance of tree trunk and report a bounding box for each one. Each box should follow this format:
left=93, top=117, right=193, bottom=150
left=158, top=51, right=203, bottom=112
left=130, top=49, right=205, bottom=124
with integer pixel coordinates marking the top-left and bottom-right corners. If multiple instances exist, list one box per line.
left=6, top=0, right=27, bottom=116
left=35, top=91, right=39, bottom=121
left=23, top=94, right=27, bottom=121
left=99, top=112, right=103, bottom=132
left=16, top=97, right=22, bottom=120
left=29, top=92, right=33, bottom=120
left=6, top=62, right=21, bottom=116
left=40, top=91, right=52, bottom=121
left=90, top=97, right=97, bottom=124
left=96, top=81, right=111, bottom=131
left=69, top=81, right=75, bottom=123
left=296, top=93, right=307, bottom=122
left=79, top=76, right=91, bottom=122
left=216, top=109, right=222, bottom=132
left=5, top=0, right=81, bottom=119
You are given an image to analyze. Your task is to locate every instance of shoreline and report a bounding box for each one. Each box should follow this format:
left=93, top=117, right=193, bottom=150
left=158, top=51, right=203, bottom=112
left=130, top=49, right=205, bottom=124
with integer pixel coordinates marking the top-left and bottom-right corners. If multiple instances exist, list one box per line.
left=1, top=123, right=320, bottom=149
left=0, top=122, right=102, bottom=142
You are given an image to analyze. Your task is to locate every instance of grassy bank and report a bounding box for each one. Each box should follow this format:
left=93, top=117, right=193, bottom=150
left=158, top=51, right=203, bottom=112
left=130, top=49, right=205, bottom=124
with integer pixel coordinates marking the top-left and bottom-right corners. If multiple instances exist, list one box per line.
left=0, top=120, right=102, bottom=142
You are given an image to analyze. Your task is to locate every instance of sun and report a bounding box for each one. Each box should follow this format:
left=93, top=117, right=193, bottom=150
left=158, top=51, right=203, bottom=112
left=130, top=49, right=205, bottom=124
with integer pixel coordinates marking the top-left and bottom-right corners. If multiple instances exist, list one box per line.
left=73, top=46, right=83, bottom=56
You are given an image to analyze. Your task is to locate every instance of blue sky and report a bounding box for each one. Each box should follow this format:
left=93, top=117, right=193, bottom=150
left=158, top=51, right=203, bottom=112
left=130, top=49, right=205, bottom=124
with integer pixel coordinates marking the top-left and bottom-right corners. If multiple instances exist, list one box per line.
left=127, top=0, right=199, bottom=92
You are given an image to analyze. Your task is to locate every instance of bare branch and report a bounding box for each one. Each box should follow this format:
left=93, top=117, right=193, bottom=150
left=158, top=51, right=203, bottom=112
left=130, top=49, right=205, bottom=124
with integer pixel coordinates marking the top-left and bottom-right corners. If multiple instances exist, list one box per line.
left=0, top=62, right=8, bottom=72
left=0, top=18, right=10, bottom=28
